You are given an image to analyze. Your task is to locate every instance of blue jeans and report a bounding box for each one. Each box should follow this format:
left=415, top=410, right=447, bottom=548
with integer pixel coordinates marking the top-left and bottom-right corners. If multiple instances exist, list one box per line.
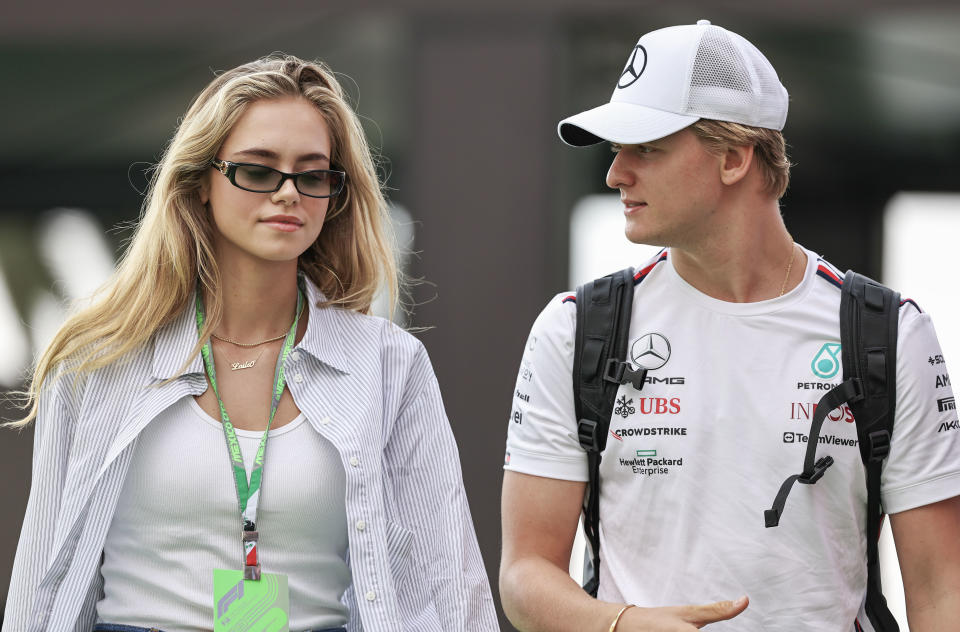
left=93, top=625, right=347, bottom=632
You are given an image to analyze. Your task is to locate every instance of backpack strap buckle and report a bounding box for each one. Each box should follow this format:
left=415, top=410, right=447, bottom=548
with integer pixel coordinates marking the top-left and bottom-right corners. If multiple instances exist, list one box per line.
left=603, top=358, right=647, bottom=391
left=798, top=456, right=835, bottom=485
left=602, top=358, right=626, bottom=384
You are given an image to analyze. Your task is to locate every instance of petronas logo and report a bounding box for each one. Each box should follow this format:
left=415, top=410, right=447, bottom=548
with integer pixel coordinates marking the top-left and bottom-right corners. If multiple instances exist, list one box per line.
left=811, top=343, right=842, bottom=379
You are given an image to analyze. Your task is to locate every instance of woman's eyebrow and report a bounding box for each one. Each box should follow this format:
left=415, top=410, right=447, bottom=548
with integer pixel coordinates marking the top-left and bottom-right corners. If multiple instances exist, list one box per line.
left=232, top=147, right=330, bottom=162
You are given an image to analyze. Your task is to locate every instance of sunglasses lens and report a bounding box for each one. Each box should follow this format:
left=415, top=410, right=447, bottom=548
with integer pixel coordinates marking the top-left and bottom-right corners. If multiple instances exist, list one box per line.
left=234, top=164, right=282, bottom=192
left=297, top=171, right=343, bottom=197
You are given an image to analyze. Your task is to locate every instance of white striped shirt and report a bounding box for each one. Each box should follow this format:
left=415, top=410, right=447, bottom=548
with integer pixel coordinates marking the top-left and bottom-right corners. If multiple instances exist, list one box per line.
left=4, top=279, right=499, bottom=632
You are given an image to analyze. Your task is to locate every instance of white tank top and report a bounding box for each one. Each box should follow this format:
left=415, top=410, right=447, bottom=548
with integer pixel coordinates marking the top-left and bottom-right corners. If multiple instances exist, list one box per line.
left=97, top=396, right=350, bottom=631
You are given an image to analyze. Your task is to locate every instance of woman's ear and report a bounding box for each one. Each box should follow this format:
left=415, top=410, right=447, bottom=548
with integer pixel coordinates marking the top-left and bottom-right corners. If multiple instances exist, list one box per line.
left=719, top=143, right=754, bottom=186
left=199, top=175, right=210, bottom=206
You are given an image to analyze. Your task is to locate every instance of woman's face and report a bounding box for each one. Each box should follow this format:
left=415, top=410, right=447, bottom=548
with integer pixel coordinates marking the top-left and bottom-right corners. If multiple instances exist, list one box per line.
left=201, top=96, right=335, bottom=267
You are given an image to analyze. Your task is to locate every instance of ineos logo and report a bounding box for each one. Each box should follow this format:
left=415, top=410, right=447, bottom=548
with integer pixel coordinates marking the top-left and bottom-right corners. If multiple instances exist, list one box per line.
left=630, top=333, right=671, bottom=370
left=617, top=45, right=648, bottom=89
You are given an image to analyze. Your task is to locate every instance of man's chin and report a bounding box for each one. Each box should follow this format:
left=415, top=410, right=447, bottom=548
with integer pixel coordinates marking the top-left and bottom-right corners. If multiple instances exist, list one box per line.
left=624, top=227, right=666, bottom=248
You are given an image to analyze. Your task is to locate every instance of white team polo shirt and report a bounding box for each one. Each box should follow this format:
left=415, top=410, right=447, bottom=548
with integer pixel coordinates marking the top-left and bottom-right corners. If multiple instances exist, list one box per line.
left=504, top=247, right=960, bottom=632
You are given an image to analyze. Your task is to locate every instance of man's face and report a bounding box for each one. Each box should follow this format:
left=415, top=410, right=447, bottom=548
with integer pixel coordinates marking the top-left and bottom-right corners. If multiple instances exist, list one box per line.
left=605, top=128, right=724, bottom=248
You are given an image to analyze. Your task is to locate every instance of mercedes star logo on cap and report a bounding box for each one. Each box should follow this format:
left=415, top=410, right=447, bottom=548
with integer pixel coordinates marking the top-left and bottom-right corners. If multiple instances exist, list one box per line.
left=630, top=333, right=671, bottom=370
left=617, top=44, right=648, bottom=89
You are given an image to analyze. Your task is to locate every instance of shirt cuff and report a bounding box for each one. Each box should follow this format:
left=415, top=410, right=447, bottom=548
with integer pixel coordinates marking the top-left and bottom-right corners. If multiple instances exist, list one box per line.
left=884, top=470, right=960, bottom=514
left=503, top=446, right=588, bottom=482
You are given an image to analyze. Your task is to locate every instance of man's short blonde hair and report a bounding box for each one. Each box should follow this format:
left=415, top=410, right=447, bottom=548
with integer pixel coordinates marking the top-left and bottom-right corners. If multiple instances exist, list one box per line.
left=689, top=119, right=791, bottom=199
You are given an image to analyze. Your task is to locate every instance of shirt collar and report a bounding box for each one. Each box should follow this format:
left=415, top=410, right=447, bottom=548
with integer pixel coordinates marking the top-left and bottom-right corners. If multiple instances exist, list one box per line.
left=297, top=277, right=352, bottom=375
left=152, top=297, right=205, bottom=381
left=152, top=278, right=353, bottom=380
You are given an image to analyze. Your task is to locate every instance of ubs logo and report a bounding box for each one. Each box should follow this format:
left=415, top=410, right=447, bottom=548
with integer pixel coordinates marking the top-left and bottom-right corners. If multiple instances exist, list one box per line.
left=630, top=333, right=671, bottom=370
left=617, top=44, right=648, bottom=89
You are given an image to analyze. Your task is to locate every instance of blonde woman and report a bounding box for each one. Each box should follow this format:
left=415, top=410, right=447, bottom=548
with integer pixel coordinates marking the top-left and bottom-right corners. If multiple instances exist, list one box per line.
left=5, top=56, right=498, bottom=632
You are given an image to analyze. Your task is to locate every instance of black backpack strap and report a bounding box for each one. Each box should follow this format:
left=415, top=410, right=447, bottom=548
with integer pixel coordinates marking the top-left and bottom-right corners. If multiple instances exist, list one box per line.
left=764, top=270, right=900, bottom=631
left=764, top=378, right=862, bottom=527
left=573, top=267, right=634, bottom=597
left=841, top=270, right=900, bottom=632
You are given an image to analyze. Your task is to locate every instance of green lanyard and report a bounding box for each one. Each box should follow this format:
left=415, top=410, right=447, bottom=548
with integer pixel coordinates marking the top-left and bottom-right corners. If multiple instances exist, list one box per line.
left=195, top=287, right=304, bottom=580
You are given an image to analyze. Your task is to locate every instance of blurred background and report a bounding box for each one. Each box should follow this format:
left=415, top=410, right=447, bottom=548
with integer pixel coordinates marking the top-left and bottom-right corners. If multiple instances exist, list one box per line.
left=2, top=1, right=959, bottom=629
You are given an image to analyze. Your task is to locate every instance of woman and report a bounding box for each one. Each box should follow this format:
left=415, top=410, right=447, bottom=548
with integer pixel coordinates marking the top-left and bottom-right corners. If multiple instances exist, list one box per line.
left=5, top=56, right=498, bottom=632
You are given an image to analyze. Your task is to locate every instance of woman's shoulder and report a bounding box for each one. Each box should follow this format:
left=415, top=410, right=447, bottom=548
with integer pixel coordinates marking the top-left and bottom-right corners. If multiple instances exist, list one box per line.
left=31, top=339, right=154, bottom=431
left=31, top=294, right=194, bottom=422
left=326, top=306, right=426, bottom=359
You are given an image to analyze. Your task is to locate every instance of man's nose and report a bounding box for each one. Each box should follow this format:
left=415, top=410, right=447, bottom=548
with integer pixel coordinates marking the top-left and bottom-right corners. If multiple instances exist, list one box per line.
left=606, top=150, right=635, bottom=190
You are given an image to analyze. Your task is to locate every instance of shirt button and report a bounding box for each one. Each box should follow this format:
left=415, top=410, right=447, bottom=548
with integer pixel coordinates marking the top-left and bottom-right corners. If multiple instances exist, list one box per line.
left=349, top=456, right=360, bottom=467
left=293, top=373, right=304, bottom=384
left=356, top=520, right=366, bottom=531
left=319, top=416, right=331, bottom=425
left=290, top=351, right=300, bottom=362
left=365, top=590, right=377, bottom=602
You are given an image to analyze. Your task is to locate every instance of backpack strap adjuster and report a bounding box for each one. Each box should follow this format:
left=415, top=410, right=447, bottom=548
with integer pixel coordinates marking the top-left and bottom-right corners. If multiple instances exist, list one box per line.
left=577, top=418, right=601, bottom=453
left=868, top=430, right=891, bottom=462
left=845, top=377, right=865, bottom=405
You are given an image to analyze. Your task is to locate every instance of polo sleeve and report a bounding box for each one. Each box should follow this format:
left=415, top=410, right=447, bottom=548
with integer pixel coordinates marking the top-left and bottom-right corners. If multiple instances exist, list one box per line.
left=503, top=293, right=588, bottom=482
left=881, top=304, right=960, bottom=514
left=3, top=373, right=77, bottom=632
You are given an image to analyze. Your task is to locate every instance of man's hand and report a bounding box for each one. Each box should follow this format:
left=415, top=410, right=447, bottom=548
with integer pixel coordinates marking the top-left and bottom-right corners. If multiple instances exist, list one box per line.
left=615, top=597, right=749, bottom=631
left=500, top=471, right=748, bottom=631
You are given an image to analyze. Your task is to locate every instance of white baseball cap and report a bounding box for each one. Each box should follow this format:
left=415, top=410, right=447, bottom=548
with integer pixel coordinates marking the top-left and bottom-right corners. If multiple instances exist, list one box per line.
left=558, top=20, right=789, bottom=146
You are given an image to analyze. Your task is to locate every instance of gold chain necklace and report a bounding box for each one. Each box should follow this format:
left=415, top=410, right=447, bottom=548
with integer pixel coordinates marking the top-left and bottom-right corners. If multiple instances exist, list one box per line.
left=779, top=242, right=797, bottom=297
left=213, top=330, right=288, bottom=347
left=212, top=301, right=305, bottom=348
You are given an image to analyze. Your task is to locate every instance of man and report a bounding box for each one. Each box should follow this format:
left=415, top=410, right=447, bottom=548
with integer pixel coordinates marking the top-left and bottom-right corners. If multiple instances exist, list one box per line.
left=500, top=20, right=960, bottom=632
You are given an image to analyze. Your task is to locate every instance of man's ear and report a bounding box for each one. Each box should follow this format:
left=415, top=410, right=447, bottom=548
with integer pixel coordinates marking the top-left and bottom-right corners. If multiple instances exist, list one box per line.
left=719, top=144, right=754, bottom=186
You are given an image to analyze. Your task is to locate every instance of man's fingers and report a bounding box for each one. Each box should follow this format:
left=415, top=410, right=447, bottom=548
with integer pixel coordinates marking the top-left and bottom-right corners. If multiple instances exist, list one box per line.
left=682, top=595, right=749, bottom=627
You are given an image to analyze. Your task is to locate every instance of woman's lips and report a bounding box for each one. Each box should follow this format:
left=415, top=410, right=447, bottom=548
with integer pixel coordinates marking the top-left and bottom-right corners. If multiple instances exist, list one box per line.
left=260, top=215, right=304, bottom=232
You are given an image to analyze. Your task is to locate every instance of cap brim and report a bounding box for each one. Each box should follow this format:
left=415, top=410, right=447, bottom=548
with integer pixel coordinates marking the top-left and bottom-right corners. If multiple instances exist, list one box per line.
left=558, top=101, right=700, bottom=146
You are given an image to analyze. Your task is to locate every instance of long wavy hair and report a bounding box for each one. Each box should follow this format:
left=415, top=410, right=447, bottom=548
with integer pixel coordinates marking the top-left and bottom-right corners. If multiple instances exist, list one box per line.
left=14, top=55, right=398, bottom=426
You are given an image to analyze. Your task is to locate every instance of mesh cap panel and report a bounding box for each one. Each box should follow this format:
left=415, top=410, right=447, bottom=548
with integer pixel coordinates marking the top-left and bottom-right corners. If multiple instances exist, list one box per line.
left=683, top=25, right=787, bottom=129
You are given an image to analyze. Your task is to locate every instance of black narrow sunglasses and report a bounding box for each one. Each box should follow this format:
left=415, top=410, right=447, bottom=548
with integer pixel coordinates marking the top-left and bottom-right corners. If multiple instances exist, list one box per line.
left=211, top=159, right=346, bottom=198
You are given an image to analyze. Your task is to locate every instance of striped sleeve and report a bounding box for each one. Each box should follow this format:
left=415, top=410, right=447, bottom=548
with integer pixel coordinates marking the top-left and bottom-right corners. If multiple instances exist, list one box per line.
left=3, top=374, right=77, bottom=632
left=381, top=344, right=499, bottom=631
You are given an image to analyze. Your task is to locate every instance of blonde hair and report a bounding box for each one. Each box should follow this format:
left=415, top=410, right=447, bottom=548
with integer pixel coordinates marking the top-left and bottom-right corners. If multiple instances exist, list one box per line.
left=14, top=55, right=398, bottom=426
left=688, top=119, right=791, bottom=199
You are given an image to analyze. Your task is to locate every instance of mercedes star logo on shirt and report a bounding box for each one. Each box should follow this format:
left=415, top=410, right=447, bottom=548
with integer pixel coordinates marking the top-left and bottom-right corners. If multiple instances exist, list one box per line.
left=630, top=333, right=671, bottom=370
left=617, top=44, right=648, bottom=89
